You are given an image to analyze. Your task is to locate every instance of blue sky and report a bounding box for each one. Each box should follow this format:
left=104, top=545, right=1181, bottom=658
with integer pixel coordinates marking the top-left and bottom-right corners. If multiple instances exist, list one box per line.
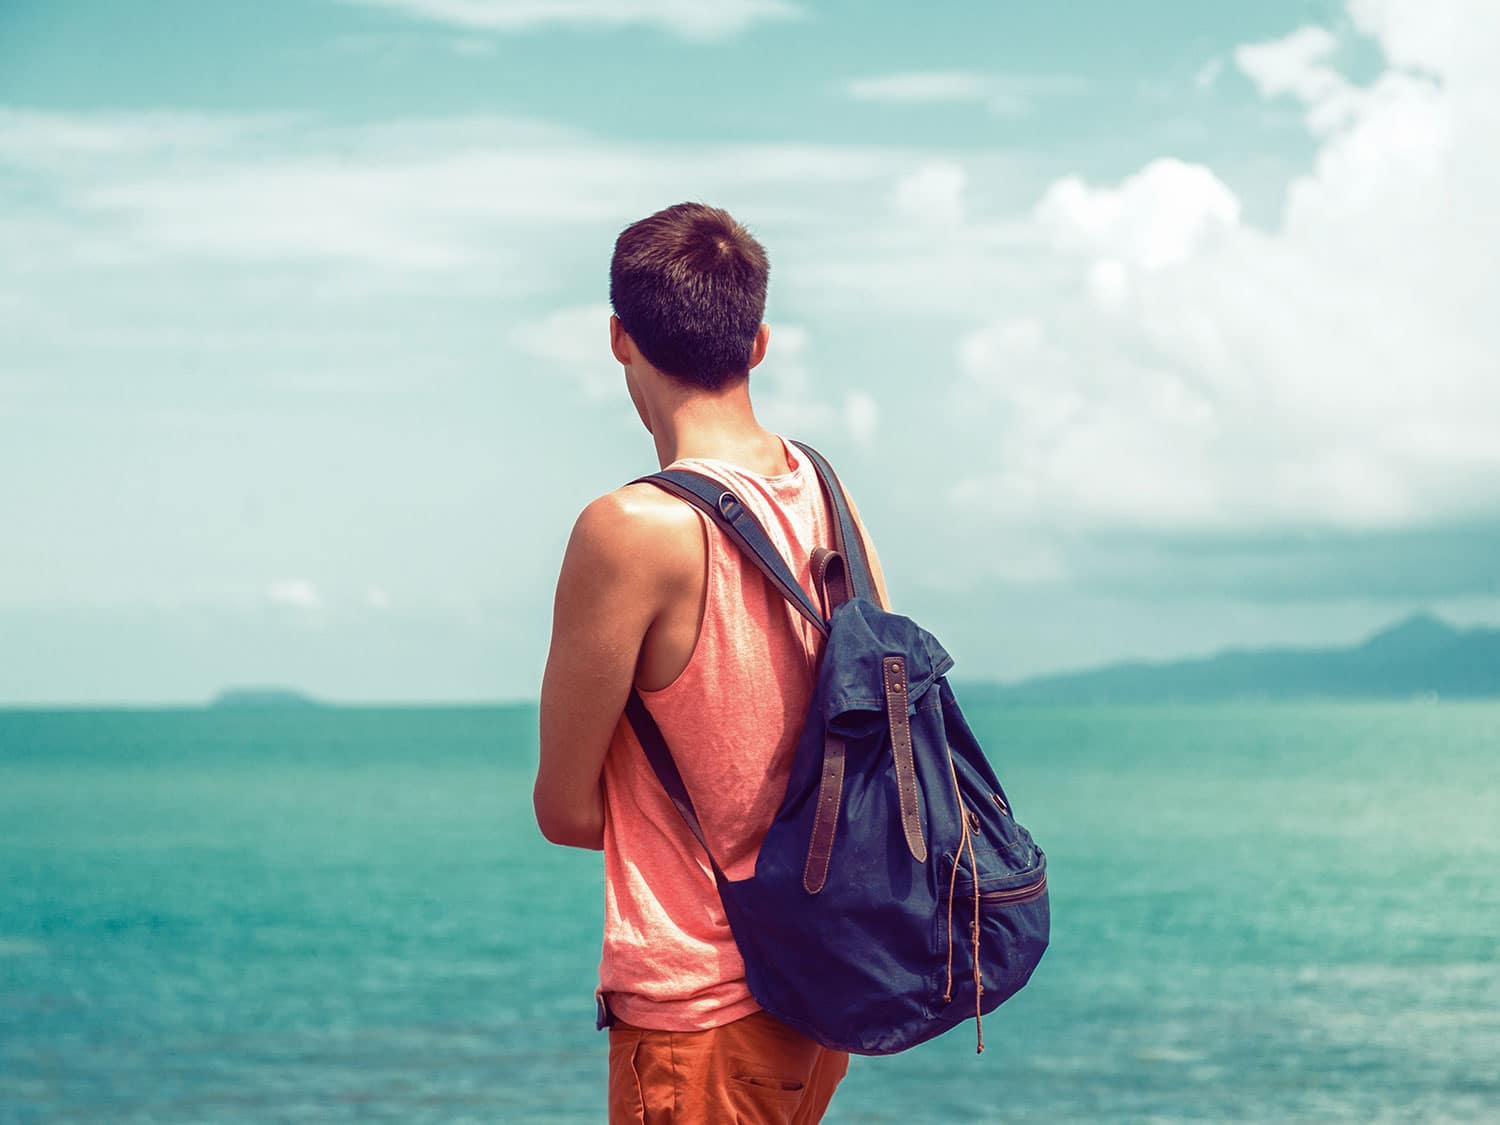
left=2, top=0, right=1497, bottom=704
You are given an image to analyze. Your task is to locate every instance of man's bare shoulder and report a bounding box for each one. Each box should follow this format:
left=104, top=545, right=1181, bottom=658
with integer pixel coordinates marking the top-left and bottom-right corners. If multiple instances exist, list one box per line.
left=565, top=482, right=702, bottom=586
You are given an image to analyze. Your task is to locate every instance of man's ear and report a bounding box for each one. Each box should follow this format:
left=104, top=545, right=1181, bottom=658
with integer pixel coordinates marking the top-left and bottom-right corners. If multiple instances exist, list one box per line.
left=609, top=314, right=633, bottom=366
left=747, top=322, right=771, bottom=370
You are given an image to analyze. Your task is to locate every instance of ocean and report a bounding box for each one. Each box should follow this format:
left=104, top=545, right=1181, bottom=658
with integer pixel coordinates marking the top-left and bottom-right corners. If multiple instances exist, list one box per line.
left=1, top=702, right=1496, bottom=1123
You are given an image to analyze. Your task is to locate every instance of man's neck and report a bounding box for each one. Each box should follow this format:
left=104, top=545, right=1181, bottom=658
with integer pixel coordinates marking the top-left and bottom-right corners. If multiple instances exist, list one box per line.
left=649, top=380, right=788, bottom=475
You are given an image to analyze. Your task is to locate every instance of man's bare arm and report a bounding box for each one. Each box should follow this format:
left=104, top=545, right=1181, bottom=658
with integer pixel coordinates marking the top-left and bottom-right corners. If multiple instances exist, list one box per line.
left=533, top=487, right=697, bottom=850
left=534, top=493, right=658, bottom=849
left=535, top=474, right=886, bottom=849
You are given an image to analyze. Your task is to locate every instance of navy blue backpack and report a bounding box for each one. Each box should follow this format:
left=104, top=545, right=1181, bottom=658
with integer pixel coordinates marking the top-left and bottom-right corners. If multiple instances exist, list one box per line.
left=623, top=440, right=1048, bottom=1055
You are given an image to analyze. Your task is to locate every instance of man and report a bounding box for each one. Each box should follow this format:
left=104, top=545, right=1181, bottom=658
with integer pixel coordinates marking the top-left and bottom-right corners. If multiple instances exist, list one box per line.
left=534, top=202, right=890, bottom=1123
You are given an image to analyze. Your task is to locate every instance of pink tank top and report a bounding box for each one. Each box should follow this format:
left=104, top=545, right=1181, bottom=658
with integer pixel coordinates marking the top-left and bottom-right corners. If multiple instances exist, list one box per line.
left=597, top=435, right=836, bottom=1031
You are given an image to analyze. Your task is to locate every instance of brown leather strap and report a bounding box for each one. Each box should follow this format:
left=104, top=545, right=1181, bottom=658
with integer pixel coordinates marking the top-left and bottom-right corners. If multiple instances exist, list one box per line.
left=792, top=440, right=877, bottom=606
left=883, top=655, right=927, bottom=863
left=802, top=546, right=854, bottom=893
left=802, top=730, right=847, bottom=894
left=811, top=546, right=850, bottom=617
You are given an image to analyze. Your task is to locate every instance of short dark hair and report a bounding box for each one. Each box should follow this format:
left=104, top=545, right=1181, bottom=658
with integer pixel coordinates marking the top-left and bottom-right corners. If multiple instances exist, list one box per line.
left=609, top=201, right=769, bottom=391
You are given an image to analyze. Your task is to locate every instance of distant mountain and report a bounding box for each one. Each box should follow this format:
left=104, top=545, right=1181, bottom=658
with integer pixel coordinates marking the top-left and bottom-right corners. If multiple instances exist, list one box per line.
left=209, top=687, right=323, bottom=708
left=968, top=613, right=1500, bottom=703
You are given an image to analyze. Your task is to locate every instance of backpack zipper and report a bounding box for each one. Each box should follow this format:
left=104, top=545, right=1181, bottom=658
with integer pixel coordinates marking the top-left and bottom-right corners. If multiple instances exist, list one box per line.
left=976, top=871, right=1047, bottom=906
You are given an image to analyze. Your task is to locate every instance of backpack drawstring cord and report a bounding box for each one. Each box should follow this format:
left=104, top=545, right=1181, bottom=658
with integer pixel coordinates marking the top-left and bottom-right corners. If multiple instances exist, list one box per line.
left=941, top=748, right=986, bottom=1054
left=964, top=823, right=984, bottom=1053
left=942, top=821, right=961, bottom=1005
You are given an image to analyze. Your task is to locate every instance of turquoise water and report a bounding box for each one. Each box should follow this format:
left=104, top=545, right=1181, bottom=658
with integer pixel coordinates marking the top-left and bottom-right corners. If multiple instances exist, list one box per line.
left=1, top=703, right=1497, bottom=1123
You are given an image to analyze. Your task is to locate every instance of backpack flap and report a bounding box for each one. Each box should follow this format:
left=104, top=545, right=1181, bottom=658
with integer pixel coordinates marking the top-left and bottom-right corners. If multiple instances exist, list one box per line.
left=819, top=600, right=953, bottom=735
left=798, top=599, right=954, bottom=892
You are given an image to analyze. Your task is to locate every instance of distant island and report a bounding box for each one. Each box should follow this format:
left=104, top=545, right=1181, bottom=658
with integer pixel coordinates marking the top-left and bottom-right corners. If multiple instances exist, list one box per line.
left=209, top=687, right=324, bottom=708
left=965, top=612, right=1500, bottom=704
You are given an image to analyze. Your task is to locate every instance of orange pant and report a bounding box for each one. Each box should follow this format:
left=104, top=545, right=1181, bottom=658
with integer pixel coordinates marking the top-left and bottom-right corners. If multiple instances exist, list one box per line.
left=608, top=1009, right=850, bottom=1124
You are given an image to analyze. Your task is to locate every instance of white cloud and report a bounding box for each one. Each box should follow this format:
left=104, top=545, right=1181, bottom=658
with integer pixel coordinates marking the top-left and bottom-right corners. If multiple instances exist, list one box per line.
left=0, top=107, right=290, bottom=166
left=366, top=585, right=392, bottom=609
left=513, top=303, right=618, bottom=402
left=1346, top=0, right=1500, bottom=79
left=1234, top=26, right=1344, bottom=103
left=1086, top=258, right=1129, bottom=309
left=845, top=70, right=1081, bottom=117
left=847, top=71, right=991, bottom=104
left=4, top=110, right=942, bottom=276
left=1035, top=158, right=1242, bottom=270
left=767, top=322, right=809, bottom=359
left=844, top=391, right=879, bottom=446
left=890, top=161, right=966, bottom=226
left=340, top=0, right=802, bottom=41
left=450, top=36, right=495, bottom=55
left=751, top=325, right=876, bottom=447
left=266, top=578, right=322, bottom=610
left=0, top=110, right=598, bottom=275
left=75, top=149, right=617, bottom=270
left=953, top=0, right=1500, bottom=537
left=787, top=207, right=1049, bottom=322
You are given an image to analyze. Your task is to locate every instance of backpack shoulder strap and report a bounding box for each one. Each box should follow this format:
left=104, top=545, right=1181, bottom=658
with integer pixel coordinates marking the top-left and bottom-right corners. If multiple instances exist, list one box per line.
left=624, top=689, right=724, bottom=878
left=632, top=468, right=829, bottom=636
left=621, top=462, right=836, bottom=876
left=789, top=441, right=876, bottom=604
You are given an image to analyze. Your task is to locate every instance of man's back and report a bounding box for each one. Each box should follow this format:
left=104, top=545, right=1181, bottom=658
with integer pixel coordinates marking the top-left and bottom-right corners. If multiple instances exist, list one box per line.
left=597, top=435, right=836, bottom=1031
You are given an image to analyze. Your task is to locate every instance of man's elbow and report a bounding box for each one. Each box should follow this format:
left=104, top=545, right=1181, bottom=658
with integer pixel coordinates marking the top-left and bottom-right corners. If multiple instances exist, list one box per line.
left=537, top=815, right=603, bottom=851
left=533, top=795, right=604, bottom=851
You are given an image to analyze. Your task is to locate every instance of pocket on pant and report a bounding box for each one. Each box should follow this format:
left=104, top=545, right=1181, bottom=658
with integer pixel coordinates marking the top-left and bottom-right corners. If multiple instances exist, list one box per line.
left=727, top=1071, right=805, bottom=1124
left=731, top=1072, right=804, bottom=1093
left=608, top=1030, right=647, bottom=1124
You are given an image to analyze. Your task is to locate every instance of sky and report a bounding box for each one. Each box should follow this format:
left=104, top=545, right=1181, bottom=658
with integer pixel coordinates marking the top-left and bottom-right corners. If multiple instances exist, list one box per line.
left=2, top=0, right=1497, bottom=705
